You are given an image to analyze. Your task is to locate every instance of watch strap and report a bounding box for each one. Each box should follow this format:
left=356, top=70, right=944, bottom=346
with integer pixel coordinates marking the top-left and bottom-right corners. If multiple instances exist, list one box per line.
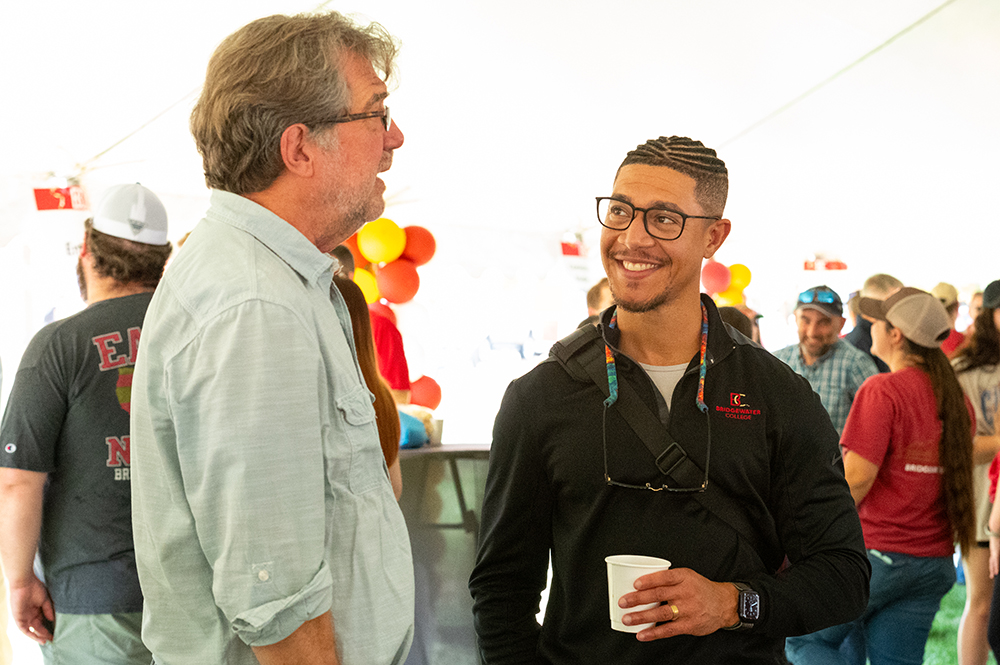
left=722, top=582, right=757, bottom=631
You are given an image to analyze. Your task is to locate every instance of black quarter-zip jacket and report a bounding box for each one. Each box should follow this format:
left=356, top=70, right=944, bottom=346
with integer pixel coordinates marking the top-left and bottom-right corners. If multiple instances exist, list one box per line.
left=470, top=295, right=870, bottom=664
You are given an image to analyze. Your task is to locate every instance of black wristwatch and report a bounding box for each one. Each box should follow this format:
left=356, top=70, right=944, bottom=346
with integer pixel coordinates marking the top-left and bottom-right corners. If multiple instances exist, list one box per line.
left=723, top=582, right=759, bottom=631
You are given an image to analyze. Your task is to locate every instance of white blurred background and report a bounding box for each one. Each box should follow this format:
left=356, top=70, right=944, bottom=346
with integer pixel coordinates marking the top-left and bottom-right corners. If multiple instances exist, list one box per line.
left=1, top=0, right=998, bottom=443
left=2, top=1, right=999, bottom=659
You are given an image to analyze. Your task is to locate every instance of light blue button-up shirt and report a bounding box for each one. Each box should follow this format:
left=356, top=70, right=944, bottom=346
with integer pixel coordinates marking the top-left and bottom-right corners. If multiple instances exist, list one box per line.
left=773, top=339, right=878, bottom=435
left=130, top=190, right=414, bottom=664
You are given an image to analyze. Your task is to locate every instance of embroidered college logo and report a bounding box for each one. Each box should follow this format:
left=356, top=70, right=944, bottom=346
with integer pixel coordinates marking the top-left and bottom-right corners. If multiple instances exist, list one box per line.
left=717, top=392, right=762, bottom=421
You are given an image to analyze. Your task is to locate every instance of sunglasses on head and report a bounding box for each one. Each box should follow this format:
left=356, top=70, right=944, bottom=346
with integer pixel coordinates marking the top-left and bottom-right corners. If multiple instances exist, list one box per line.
left=799, top=289, right=838, bottom=305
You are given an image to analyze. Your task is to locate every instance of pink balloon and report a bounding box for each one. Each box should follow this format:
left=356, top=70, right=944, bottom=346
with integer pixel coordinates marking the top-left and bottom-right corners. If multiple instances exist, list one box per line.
left=701, top=260, right=732, bottom=294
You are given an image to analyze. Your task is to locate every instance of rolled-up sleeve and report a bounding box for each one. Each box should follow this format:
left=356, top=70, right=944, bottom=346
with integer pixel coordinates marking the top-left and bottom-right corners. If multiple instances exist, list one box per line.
left=168, top=299, right=332, bottom=647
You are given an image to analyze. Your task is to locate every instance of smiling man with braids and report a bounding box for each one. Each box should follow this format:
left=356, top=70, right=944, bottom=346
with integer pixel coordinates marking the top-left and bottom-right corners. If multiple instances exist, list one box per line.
left=469, top=136, right=870, bottom=663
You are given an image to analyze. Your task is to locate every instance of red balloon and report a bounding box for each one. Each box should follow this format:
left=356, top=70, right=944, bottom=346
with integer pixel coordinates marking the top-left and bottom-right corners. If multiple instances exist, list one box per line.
left=376, top=259, right=420, bottom=304
left=368, top=300, right=397, bottom=326
left=410, top=375, right=442, bottom=410
left=344, top=233, right=368, bottom=271
left=401, top=226, right=436, bottom=266
left=701, top=260, right=731, bottom=294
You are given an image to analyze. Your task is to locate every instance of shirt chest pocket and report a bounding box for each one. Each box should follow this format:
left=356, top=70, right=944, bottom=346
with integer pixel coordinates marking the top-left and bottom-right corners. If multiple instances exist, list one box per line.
left=334, top=385, right=386, bottom=494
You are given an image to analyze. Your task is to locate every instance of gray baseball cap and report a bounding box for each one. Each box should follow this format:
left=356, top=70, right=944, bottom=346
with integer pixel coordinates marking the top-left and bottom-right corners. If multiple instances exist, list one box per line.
left=859, top=287, right=952, bottom=349
left=91, top=183, right=169, bottom=245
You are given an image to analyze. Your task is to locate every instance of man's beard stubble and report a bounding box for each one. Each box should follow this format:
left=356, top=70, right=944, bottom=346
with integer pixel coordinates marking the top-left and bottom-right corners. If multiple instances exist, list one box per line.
left=610, top=287, right=670, bottom=314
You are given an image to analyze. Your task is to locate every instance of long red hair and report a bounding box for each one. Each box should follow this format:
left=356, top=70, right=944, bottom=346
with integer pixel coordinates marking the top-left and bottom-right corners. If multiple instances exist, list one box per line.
left=334, top=276, right=400, bottom=467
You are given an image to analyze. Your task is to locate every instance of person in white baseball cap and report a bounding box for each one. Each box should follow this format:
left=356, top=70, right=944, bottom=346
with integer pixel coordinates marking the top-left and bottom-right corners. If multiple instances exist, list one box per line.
left=0, top=183, right=171, bottom=665
left=90, top=183, right=170, bottom=246
left=791, top=286, right=975, bottom=663
left=77, top=183, right=172, bottom=302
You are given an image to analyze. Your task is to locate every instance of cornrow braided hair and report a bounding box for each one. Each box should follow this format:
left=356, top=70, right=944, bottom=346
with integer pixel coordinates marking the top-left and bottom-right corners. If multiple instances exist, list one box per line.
left=622, top=136, right=728, bottom=174
left=619, top=136, right=729, bottom=217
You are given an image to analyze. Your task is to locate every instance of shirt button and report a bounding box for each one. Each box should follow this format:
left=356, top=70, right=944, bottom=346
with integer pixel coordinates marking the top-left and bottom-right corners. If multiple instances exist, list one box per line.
left=258, top=570, right=270, bottom=582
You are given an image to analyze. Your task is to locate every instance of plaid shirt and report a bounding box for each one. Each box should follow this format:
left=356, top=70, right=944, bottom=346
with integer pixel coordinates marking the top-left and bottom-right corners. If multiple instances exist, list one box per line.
left=774, top=339, right=879, bottom=435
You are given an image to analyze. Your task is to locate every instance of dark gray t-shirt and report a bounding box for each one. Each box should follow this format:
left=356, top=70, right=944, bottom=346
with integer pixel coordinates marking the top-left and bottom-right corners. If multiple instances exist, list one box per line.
left=0, top=292, right=153, bottom=614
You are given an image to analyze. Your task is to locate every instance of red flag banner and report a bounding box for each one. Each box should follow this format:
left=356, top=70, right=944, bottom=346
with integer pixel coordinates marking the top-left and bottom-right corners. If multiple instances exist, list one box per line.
left=33, top=186, right=88, bottom=211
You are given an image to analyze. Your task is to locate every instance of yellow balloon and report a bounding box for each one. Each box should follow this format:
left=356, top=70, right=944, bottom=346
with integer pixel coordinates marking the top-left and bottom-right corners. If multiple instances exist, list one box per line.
left=728, top=264, right=752, bottom=291
left=715, top=286, right=745, bottom=307
left=353, top=268, right=380, bottom=304
left=357, top=218, right=406, bottom=263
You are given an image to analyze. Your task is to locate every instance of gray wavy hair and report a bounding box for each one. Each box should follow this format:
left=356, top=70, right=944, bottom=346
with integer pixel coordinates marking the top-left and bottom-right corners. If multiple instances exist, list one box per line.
left=190, top=12, right=399, bottom=195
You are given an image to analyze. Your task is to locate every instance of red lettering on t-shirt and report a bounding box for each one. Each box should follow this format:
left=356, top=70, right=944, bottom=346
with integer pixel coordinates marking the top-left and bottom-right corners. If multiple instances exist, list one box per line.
left=106, top=435, right=130, bottom=467
left=92, top=332, right=127, bottom=371
left=127, top=326, right=141, bottom=364
left=92, top=327, right=142, bottom=371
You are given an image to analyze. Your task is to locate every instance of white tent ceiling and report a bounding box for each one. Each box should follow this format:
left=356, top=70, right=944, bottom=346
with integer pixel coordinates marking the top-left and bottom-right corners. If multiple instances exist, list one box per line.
left=1, top=0, right=998, bottom=434
left=3, top=0, right=997, bottom=275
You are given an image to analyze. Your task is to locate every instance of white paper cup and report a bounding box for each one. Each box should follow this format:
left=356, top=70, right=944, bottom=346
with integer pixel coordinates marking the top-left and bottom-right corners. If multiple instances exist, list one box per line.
left=605, top=554, right=671, bottom=633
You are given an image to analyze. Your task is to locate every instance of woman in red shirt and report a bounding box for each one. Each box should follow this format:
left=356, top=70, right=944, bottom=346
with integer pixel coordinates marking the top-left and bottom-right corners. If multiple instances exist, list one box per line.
left=787, top=287, right=975, bottom=665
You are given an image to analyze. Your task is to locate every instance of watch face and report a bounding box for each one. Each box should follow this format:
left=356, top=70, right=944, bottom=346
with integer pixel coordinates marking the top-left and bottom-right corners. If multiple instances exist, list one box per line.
left=741, top=592, right=760, bottom=620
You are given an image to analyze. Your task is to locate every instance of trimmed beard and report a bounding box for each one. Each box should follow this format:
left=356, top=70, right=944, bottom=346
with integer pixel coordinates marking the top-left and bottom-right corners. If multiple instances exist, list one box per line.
left=610, top=287, right=670, bottom=314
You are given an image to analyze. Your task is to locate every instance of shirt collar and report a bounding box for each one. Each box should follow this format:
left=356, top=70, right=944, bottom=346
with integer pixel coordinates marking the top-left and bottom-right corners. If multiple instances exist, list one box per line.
left=207, top=190, right=335, bottom=287
left=596, top=294, right=734, bottom=374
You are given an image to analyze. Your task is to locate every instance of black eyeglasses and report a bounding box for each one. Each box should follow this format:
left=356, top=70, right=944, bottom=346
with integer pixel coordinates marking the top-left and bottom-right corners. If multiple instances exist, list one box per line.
left=311, top=106, right=391, bottom=131
left=596, top=197, right=719, bottom=241
left=602, top=403, right=711, bottom=492
left=798, top=288, right=839, bottom=306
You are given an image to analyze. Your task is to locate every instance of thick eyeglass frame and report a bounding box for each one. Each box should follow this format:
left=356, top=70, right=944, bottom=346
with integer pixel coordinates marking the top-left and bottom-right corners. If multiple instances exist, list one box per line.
left=595, top=196, right=720, bottom=241
left=798, top=288, right=838, bottom=305
left=312, top=106, right=391, bottom=131
left=602, top=403, right=711, bottom=492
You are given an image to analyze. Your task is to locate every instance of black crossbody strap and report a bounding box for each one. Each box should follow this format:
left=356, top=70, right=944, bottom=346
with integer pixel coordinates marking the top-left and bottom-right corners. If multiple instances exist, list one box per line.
left=549, top=328, right=703, bottom=485
left=549, top=329, right=771, bottom=568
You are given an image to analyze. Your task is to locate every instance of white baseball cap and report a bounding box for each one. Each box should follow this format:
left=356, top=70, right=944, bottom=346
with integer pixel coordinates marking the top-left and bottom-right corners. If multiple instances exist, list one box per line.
left=91, top=183, right=169, bottom=245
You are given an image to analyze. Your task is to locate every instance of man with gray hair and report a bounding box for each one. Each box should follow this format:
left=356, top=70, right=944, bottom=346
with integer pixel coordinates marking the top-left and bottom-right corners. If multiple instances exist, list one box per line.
left=130, top=11, right=412, bottom=665
left=470, top=136, right=868, bottom=663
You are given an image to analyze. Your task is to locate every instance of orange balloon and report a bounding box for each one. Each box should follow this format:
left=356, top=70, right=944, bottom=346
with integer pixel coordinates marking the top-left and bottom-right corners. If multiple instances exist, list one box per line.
left=376, top=259, right=420, bottom=304
left=344, top=233, right=367, bottom=271
left=401, top=226, right=436, bottom=266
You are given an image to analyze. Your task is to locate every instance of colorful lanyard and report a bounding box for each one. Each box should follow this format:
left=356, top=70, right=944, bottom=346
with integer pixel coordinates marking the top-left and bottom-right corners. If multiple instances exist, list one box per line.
left=604, top=302, right=709, bottom=414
